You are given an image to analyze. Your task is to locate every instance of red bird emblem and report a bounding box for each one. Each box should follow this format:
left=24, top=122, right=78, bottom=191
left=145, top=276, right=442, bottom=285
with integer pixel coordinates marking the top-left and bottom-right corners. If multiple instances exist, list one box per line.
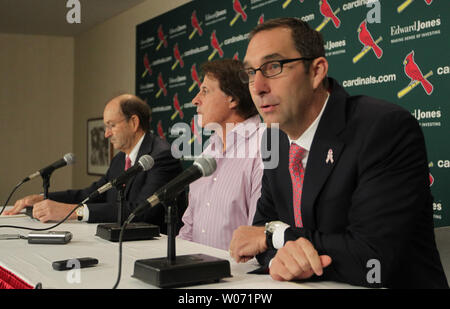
left=173, top=93, right=184, bottom=119
left=191, top=64, right=201, bottom=87
left=191, top=10, right=203, bottom=36
left=157, top=25, right=168, bottom=48
left=319, top=0, right=340, bottom=28
left=425, top=0, right=433, bottom=4
left=143, top=53, right=152, bottom=76
left=403, top=51, right=433, bottom=95
left=157, top=120, right=165, bottom=140
left=173, top=43, right=184, bottom=68
left=358, top=20, right=383, bottom=59
left=233, top=0, right=247, bottom=21
left=211, top=31, right=224, bottom=58
left=157, top=72, right=168, bottom=97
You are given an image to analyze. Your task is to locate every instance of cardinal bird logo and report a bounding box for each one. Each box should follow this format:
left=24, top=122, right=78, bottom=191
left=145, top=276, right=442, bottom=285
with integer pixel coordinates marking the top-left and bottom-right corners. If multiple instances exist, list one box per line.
left=189, top=10, right=203, bottom=40
left=258, top=14, right=264, bottom=25
left=398, top=51, right=434, bottom=98
left=189, top=63, right=202, bottom=93
left=157, top=120, right=166, bottom=140
left=429, top=172, right=434, bottom=187
left=142, top=53, right=152, bottom=78
left=156, top=25, right=168, bottom=51
left=189, top=116, right=202, bottom=145
left=317, top=0, right=341, bottom=31
left=156, top=72, right=168, bottom=98
left=170, top=93, right=184, bottom=120
left=230, top=0, right=247, bottom=27
left=233, top=52, right=239, bottom=60
left=208, top=30, right=224, bottom=61
left=353, top=20, right=383, bottom=63
left=398, top=0, right=433, bottom=14
left=172, top=43, right=184, bottom=70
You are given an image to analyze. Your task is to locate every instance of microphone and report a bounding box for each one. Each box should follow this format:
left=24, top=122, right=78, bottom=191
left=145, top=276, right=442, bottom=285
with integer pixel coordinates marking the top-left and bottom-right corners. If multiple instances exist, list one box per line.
left=23, top=153, right=76, bottom=182
left=84, top=154, right=154, bottom=202
left=130, top=156, right=216, bottom=218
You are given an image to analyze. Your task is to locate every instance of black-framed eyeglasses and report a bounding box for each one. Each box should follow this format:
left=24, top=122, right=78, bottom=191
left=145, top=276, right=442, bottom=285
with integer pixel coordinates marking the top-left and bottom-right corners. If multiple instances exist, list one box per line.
left=238, top=57, right=316, bottom=84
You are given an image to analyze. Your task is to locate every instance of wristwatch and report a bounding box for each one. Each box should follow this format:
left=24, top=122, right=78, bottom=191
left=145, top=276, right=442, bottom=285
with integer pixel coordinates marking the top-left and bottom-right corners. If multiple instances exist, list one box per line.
left=265, top=221, right=284, bottom=250
left=76, top=205, right=85, bottom=221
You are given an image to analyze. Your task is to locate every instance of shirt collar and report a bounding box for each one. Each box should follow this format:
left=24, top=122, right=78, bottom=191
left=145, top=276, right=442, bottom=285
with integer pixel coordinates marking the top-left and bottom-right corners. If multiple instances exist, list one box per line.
left=288, top=93, right=329, bottom=152
left=127, top=133, right=145, bottom=166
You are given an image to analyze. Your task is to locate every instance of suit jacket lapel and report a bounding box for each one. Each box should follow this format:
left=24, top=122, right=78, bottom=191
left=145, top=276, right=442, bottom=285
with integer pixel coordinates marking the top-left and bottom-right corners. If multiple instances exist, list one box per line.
left=301, top=78, right=348, bottom=229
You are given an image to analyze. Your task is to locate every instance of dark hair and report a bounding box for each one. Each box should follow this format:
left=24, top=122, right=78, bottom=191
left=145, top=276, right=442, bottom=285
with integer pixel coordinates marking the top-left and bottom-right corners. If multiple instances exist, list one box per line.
left=201, top=59, right=258, bottom=119
left=249, top=17, right=328, bottom=87
left=118, top=95, right=151, bottom=132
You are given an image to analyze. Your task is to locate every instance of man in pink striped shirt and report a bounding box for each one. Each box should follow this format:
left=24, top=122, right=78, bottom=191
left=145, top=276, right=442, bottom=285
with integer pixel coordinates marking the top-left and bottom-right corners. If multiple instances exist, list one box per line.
left=177, top=59, right=264, bottom=250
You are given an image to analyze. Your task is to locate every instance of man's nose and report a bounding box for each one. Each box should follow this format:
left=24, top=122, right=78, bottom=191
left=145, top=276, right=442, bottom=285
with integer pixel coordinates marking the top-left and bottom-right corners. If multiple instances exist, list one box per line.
left=251, top=70, right=270, bottom=97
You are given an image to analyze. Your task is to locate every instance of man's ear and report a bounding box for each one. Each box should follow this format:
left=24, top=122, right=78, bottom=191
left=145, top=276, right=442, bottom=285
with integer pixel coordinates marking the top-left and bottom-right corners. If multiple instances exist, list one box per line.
left=130, top=114, right=140, bottom=132
left=228, top=97, right=238, bottom=109
left=310, top=57, right=328, bottom=90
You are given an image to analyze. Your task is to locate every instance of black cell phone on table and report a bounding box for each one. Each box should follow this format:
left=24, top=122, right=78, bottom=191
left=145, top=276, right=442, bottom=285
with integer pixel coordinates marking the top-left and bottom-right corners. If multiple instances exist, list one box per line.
left=52, top=257, right=99, bottom=271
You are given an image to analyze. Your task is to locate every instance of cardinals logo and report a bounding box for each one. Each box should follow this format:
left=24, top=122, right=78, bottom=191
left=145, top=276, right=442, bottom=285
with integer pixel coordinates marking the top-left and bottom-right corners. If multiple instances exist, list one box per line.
left=230, top=0, right=247, bottom=27
left=142, top=53, right=152, bottom=78
left=171, top=43, right=184, bottom=70
left=316, top=0, right=341, bottom=31
left=189, top=116, right=202, bottom=145
left=208, top=30, right=224, bottom=61
left=155, top=72, right=168, bottom=98
left=170, top=93, right=184, bottom=120
left=429, top=172, right=434, bottom=187
left=157, top=120, right=166, bottom=140
left=282, top=0, right=304, bottom=9
left=258, top=14, right=264, bottom=25
left=353, top=20, right=383, bottom=63
left=398, top=0, right=433, bottom=14
left=189, top=10, right=203, bottom=40
left=398, top=50, right=434, bottom=99
left=189, top=63, right=202, bottom=93
left=156, top=25, right=168, bottom=51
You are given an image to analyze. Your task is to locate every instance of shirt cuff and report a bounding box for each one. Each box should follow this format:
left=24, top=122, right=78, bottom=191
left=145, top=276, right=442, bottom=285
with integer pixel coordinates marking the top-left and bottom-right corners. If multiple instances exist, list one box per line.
left=273, top=223, right=290, bottom=249
left=81, top=204, right=89, bottom=222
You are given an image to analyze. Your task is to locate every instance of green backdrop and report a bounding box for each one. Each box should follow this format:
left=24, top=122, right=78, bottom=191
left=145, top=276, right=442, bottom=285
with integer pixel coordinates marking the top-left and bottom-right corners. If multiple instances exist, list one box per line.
left=136, top=0, right=449, bottom=227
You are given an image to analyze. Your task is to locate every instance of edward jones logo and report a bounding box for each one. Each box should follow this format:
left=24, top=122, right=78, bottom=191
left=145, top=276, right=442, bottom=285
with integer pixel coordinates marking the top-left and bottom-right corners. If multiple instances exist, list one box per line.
left=397, top=50, right=433, bottom=99
left=353, top=20, right=383, bottom=63
left=316, top=0, right=341, bottom=32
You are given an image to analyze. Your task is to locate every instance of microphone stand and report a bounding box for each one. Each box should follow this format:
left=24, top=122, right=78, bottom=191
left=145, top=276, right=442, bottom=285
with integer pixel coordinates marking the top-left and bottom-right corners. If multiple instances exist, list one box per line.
left=95, top=182, right=159, bottom=242
left=132, top=199, right=231, bottom=288
left=42, top=174, right=51, bottom=200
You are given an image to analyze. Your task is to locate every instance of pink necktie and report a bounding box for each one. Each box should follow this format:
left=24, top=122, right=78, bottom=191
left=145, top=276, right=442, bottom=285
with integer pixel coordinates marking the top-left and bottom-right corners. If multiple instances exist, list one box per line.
left=289, top=143, right=306, bottom=227
left=125, top=156, right=132, bottom=171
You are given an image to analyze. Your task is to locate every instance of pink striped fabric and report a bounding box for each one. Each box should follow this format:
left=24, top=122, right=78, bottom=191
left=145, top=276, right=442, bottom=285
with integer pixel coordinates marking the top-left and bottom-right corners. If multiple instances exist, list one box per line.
left=178, top=115, right=264, bottom=250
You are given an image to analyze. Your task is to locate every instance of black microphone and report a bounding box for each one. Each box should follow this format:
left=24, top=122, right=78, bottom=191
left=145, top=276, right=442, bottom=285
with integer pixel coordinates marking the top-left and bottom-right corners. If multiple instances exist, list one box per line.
left=129, top=156, right=216, bottom=219
left=83, top=154, right=154, bottom=202
left=23, top=153, right=76, bottom=182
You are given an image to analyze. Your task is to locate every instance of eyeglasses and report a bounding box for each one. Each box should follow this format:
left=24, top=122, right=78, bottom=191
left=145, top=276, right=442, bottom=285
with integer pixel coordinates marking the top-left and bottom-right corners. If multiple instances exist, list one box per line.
left=238, top=57, right=316, bottom=84
left=104, top=118, right=127, bottom=131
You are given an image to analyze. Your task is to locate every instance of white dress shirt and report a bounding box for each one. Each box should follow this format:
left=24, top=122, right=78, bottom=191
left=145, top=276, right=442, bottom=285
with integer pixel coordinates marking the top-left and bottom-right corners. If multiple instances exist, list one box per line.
left=272, top=95, right=329, bottom=249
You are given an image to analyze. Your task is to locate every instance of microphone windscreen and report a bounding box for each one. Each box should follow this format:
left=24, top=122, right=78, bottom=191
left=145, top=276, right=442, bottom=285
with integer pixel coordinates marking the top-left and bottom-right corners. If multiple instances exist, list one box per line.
left=63, top=153, right=76, bottom=165
left=138, top=154, right=154, bottom=171
left=194, top=155, right=216, bottom=177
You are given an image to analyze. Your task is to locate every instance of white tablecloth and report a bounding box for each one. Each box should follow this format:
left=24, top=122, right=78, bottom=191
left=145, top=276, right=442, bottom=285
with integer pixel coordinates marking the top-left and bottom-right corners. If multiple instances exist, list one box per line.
left=0, top=214, right=359, bottom=289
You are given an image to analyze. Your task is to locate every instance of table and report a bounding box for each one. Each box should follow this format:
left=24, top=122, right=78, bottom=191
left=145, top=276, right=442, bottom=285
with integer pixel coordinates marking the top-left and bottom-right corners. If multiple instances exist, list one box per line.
left=0, top=215, right=359, bottom=289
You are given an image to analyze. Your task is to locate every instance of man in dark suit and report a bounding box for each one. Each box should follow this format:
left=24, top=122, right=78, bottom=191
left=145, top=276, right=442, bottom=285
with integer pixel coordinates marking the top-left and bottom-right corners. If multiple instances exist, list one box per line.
left=6, top=94, right=185, bottom=233
left=229, top=18, right=448, bottom=288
